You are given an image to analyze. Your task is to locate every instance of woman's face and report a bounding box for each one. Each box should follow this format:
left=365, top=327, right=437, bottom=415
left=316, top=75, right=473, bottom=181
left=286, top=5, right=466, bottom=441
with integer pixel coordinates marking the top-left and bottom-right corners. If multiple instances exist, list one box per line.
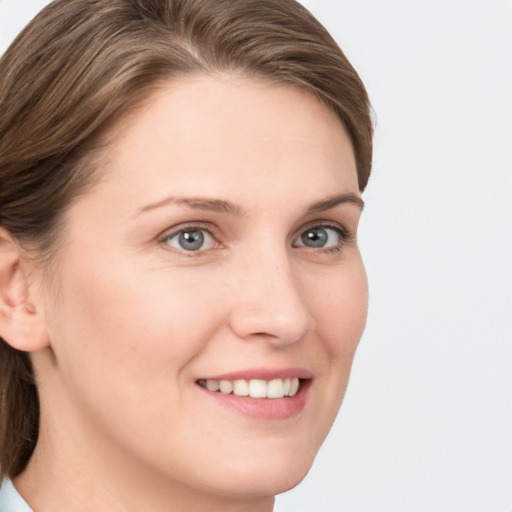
left=36, top=75, right=367, bottom=502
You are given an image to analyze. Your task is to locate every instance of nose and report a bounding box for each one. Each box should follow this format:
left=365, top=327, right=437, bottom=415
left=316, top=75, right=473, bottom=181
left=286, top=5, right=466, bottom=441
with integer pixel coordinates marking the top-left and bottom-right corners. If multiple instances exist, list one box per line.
left=228, top=250, right=313, bottom=346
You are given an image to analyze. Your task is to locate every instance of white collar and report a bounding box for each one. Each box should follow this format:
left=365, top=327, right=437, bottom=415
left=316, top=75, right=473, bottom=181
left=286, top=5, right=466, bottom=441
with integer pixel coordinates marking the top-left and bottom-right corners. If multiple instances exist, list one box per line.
left=0, top=479, right=33, bottom=512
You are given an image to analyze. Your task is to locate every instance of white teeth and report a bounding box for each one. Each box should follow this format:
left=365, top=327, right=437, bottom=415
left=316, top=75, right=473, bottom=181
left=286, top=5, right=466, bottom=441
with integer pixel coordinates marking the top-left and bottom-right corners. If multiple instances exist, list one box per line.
left=289, top=377, right=300, bottom=397
left=283, top=378, right=291, bottom=395
left=199, top=377, right=302, bottom=399
left=249, top=379, right=267, bottom=398
left=267, top=379, right=285, bottom=398
left=219, top=380, right=233, bottom=394
left=233, top=379, right=249, bottom=396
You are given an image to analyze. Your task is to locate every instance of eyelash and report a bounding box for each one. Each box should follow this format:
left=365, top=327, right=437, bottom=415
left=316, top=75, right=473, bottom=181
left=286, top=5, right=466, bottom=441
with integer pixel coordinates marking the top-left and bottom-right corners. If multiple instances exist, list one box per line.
left=158, top=221, right=354, bottom=256
left=294, top=222, right=354, bottom=255
left=158, top=222, right=221, bottom=257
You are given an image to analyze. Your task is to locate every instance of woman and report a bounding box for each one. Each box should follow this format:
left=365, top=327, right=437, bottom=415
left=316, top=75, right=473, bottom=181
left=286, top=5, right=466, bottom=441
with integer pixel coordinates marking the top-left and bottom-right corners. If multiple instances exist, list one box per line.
left=0, top=0, right=373, bottom=510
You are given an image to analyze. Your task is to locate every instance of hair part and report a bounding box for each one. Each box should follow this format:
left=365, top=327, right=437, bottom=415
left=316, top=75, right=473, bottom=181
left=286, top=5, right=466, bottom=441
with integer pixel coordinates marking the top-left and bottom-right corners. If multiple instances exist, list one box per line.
left=0, top=0, right=373, bottom=480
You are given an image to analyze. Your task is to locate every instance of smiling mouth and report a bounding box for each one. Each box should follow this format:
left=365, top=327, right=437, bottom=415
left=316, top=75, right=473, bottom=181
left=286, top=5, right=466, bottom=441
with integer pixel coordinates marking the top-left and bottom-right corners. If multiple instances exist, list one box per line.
left=196, top=377, right=303, bottom=399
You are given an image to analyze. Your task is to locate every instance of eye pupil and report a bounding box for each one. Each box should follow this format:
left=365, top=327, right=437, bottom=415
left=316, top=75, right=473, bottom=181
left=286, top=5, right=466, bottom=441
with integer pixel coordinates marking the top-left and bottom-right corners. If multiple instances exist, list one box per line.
left=179, top=230, right=204, bottom=251
left=301, top=227, right=328, bottom=248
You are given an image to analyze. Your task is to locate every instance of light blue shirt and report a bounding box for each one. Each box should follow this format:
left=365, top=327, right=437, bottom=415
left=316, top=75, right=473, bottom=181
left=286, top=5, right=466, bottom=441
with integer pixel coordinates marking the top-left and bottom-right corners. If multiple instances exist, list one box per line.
left=0, top=480, right=32, bottom=512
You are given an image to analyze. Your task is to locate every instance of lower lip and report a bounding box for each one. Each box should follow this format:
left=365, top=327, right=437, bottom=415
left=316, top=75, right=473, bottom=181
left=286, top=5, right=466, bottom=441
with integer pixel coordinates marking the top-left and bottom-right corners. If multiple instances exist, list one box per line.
left=197, top=380, right=311, bottom=420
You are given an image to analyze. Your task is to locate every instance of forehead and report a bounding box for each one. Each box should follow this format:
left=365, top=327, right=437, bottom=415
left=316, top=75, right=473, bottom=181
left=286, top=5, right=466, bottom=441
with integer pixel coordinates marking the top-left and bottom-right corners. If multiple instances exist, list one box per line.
left=80, top=74, right=359, bottom=216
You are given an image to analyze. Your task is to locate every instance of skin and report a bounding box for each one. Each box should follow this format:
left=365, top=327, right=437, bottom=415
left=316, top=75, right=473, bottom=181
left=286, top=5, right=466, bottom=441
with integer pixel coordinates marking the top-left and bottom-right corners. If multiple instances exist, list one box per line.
left=11, top=75, right=368, bottom=512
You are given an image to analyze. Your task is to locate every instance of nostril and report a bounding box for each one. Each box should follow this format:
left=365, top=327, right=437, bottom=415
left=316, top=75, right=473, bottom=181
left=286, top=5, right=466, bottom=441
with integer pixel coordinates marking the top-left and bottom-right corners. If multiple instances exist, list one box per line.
left=228, top=303, right=312, bottom=346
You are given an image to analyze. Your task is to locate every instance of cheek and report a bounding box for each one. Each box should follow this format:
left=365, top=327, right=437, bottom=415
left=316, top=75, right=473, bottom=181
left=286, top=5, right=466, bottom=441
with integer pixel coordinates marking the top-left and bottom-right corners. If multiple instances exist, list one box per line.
left=311, top=260, right=368, bottom=362
left=308, top=258, right=367, bottom=415
left=46, top=253, right=224, bottom=401
left=289, top=259, right=367, bottom=458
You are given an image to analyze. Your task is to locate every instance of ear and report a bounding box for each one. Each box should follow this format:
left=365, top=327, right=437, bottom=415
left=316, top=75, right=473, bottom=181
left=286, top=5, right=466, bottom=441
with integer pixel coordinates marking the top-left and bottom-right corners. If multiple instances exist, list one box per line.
left=0, top=228, right=50, bottom=352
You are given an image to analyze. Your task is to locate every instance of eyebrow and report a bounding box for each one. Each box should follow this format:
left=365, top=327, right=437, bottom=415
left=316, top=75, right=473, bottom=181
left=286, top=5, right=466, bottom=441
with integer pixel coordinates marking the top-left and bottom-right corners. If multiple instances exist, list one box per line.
left=135, top=192, right=363, bottom=217
left=305, top=193, right=365, bottom=214
left=136, top=196, right=246, bottom=216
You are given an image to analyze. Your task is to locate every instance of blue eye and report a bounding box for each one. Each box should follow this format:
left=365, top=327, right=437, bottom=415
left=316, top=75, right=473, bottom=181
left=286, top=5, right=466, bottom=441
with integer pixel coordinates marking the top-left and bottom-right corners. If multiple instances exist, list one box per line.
left=164, top=229, right=216, bottom=252
left=294, top=226, right=344, bottom=249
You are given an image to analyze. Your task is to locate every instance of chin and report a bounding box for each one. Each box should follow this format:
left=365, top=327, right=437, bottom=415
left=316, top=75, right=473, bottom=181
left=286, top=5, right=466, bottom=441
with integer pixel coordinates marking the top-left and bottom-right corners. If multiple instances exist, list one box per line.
left=215, top=467, right=311, bottom=500
left=198, top=444, right=317, bottom=499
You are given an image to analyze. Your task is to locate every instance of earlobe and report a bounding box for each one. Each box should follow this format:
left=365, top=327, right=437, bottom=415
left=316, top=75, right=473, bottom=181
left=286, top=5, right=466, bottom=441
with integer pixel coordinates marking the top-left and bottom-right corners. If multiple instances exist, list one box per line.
left=0, top=228, right=50, bottom=352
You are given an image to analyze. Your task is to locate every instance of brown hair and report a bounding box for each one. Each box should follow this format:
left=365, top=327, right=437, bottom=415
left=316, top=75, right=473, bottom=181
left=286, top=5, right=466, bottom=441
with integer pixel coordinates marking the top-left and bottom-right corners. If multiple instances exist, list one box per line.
left=0, top=0, right=373, bottom=480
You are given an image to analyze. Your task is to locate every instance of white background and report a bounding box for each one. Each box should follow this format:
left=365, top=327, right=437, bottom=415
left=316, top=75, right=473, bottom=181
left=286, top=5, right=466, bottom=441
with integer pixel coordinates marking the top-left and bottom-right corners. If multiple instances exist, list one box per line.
left=1, top=1, right=511, bottom=511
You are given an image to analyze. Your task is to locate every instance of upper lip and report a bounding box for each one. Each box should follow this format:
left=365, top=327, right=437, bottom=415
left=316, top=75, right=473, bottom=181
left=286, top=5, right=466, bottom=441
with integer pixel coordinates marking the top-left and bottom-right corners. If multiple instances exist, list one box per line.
left=198, top=367, right=313, bottom=381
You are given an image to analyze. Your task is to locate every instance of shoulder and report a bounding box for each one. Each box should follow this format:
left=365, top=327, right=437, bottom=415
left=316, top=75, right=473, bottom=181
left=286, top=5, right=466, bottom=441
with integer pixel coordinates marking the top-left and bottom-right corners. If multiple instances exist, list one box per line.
left=0, top=479, right=33, bottom=512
